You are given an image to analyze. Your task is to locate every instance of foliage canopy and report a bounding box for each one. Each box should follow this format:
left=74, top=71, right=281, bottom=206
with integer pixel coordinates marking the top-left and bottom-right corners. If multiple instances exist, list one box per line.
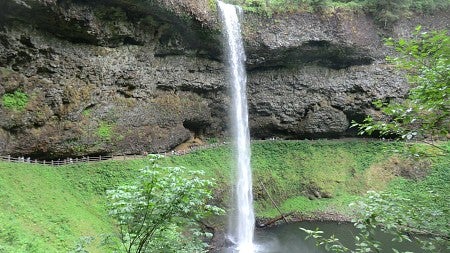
left=224, top=0, right=450, bottom=19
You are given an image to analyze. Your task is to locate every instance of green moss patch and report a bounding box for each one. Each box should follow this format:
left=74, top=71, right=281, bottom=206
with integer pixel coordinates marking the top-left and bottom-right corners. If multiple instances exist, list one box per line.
left=1, top=91, right=29, bottom=111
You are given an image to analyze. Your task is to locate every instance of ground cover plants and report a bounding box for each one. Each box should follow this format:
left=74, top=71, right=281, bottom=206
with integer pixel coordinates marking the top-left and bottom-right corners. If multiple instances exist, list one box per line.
left=0, top=140, right=448, bottom=252
left=0, top=159, right=143, bottom=252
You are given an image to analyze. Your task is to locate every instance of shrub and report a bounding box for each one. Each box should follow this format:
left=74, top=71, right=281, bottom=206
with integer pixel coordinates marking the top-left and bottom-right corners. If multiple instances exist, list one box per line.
left=106, top=155, right=224, bottom=253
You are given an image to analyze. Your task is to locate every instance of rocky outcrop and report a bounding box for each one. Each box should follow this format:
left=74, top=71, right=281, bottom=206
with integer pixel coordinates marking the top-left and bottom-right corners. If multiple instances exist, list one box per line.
left=243, top=11, right=380, bottom=69
left=0, top=26, right=225, bottom=157
left=0, top=0, right=448, bottom=158
left=247, top=65, right=407, bottom=138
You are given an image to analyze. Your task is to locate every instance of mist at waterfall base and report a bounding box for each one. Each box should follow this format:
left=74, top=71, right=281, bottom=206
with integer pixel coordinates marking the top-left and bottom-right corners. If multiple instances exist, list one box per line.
left=218, top=1, right=255, bottom=252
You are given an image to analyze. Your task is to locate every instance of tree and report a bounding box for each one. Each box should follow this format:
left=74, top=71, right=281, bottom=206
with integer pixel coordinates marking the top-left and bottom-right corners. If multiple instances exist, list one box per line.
left=106, top=155, right=224, bottom=253
left=353, top=27, right=450, bottom=146
left=366, top=0, right=411, bottom=26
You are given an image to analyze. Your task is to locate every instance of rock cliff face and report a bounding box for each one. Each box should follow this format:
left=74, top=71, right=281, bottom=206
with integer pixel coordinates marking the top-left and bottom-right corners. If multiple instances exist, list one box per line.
left=0, top=0, right=448, bottom=158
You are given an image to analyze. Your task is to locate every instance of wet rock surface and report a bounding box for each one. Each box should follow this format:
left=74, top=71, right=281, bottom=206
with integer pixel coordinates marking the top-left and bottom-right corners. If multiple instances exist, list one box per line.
left=0, top=0, right=448, bottom=158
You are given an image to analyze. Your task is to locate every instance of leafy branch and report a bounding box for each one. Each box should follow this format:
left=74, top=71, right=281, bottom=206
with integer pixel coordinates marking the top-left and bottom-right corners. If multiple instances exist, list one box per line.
left=352, top=27, right=449, bottom=151
left=106, top=154, right=224, bottom=253
left=302, top=191, right=449, bottom=252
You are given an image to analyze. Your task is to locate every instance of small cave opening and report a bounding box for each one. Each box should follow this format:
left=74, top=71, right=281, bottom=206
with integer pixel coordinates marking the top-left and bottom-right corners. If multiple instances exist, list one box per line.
left=123, top=36, right=142, bottom=46
left=183, top=119, right=209, bottom=138
left=305, top=40, right=331, bottom=47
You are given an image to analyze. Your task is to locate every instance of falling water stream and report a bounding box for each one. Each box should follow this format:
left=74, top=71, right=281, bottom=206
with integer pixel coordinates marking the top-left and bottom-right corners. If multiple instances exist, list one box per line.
left=218, top=1, right=255, bottom=252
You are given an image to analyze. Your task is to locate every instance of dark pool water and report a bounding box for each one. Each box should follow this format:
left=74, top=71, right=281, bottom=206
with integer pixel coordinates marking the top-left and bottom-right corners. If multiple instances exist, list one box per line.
left=224, top=221, right=433, bottom=253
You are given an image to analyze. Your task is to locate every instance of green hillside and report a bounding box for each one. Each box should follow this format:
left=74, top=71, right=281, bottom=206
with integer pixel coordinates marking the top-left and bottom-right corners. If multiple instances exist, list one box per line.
left=0, top=140, right=448, bottom=252
left=0, top=160, right=143, bottom=252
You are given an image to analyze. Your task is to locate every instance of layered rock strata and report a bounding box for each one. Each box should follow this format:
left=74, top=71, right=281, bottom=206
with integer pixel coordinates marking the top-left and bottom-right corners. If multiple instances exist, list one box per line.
left=0, top=0, right=447, bottom=158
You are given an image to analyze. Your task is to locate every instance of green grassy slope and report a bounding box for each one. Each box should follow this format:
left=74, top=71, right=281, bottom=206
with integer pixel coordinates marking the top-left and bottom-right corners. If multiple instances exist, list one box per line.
left=0, top=140, right=447, bottom=251
left=0, top=160, right=143, bottom=252
left=161, top=140, right=407, bottom=217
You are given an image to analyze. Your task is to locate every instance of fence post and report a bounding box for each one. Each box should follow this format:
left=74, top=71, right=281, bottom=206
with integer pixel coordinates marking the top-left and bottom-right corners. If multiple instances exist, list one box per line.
left=8, top=155, right=10, bottom=162
left=51, top=160, right=54, bottom=166
left=43, top=160, right=46, bottom=165
left=99, top=155, right=102, bottom=161
left=87, top=156, right=90, bottom=162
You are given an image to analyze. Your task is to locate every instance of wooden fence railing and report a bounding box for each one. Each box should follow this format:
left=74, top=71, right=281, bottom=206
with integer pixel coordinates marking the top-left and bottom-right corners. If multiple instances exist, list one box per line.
left=0, top=142, right=229, bottom=166
left=0, top=155, right=119, bottom=166
left=0, top=152, right=194, bottom=166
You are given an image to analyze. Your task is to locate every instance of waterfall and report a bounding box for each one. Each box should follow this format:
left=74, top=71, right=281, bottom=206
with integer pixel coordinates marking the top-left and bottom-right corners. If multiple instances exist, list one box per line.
left=218, top=1, right=255, bottom=252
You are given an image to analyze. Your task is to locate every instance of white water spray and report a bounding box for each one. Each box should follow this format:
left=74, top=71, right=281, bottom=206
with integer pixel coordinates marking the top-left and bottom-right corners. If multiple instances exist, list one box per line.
left=218, top=1, right=255, bottom=252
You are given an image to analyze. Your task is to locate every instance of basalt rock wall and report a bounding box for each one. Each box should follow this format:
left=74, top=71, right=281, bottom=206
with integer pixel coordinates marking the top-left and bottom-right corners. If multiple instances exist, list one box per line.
left=0, top=0, right=448, bottom=158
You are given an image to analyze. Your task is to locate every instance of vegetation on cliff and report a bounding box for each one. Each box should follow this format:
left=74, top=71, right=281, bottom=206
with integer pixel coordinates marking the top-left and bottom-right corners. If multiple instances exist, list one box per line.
left=226, top=0, right=449, bottom=26
left=227, top=0, right=449, bottom=13
left=1, top=91, right=28, bottom=111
